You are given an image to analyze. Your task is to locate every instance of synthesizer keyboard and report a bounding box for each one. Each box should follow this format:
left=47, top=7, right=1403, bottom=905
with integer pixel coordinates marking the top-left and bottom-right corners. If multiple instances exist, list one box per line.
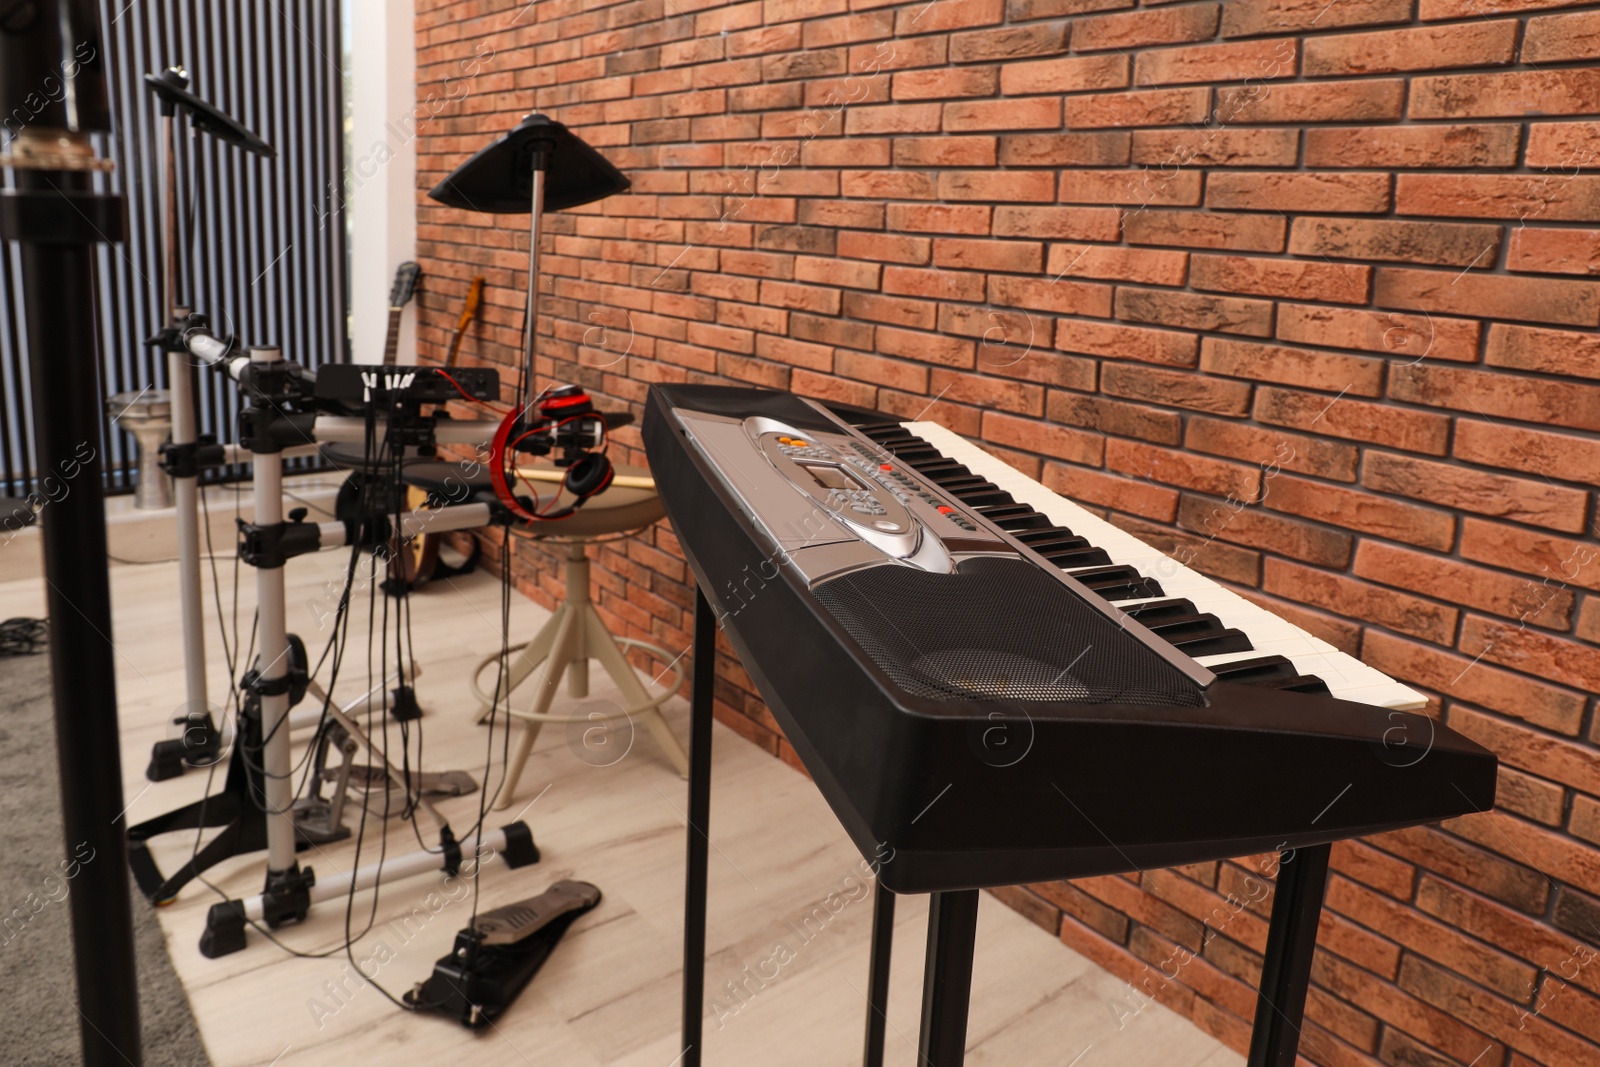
left=645, top=384, right=1497, bottom=893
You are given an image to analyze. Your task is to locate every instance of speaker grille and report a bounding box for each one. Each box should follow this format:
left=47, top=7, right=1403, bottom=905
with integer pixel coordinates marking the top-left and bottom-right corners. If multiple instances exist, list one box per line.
left=812, top=557, right=1203, bottom=706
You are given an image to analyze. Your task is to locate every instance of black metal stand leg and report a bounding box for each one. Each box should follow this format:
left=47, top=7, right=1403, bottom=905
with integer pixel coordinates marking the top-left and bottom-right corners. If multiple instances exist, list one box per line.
left=863, top=879, right=897, bottom=1067
left=681, top=588, right=716, bottom=1067
left=918, top=889, right=980, bottom=1067
left=1248, top=843, right=1333, bottom=1067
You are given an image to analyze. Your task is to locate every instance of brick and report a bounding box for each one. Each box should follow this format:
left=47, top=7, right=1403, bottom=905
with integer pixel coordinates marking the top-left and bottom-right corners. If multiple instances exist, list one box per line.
left=1238, top=588, right=1365, bottom=653
left=1389, top=363, right=1600, bottom=432
left=794, top=255, right=879, bottom=291
left=1192, top=254, right=1371, bottom=303
left=938, top=170, right=1056, bottom=203
left=1573, top=794, right=1600, bottom=846
left=1265, top=558, right=1458, bottom=643
left=1136, top=38, right=1299, bottom=86
left=1462, top=613, right=1600, bottom=693
left=879, top=204, right=989, bottom=242
left=1460, top=518, right=1600, bottom=593
left=1451, top=708, right=1600, bottom=809
left=1061, top=168, right=1202, bottom=207
left=1115, top=288, right=1274, bottom=337
left=994, top=205, right=1122, bottom=242
left=1221, top=0, right=1412, bottom=36
left=1380, top=266, right=1600, bottom=328
left=1010, top=0, right=1135, bottom=16
left=1055, top=319, right=1198, bottom=366
left=1327, top=876, right=1538, bottom=1001
left=1422, top=0, right=1596, bottom=15
left=892, top=135, right=997, bottom=167
left=840, top=290, right=935, bottom=329
left=1291, top=218, right=1501, bottom=269
left=931, top=237, right=1043, bottom=273
left=928, top=368, right=1046, bottom=416
left=1485, top=323, right=1600, bottom=379
left=1412, top=69, right=1600, bottom=120
left=1207, top=172, right=1391, bottom=214
left=1114, top=514, right=1263, bottom=584
left=1076, top=5, right=1220, bottom=51
left=1130, top=128, right=1299, bottom=168
left=1276, top=304, right=1481, bottom=364
left=1398, top=173, right=1600, bottom=224
left=1186, top=416, right=1359, bottom=481
left=890, top=0, right=1003, bottom=33
left=1367, top=631, right=1587, bottom=736
left=944, top=96, right=1062, bottom=131
left=882, top=265, right=986, bottom=303
left=1527, top=10, right=1600, bottom=63
left=1217, top=79, right=1404, bottom=124
left=1201, top=339, right=1385, bottom=397
left=1000, top=53, right=1130, bottom=95
left=1507, top=227, right=1600, bottom=277
left=1578, top=597, right=1600, bottom=644
left=1047, top=391, right=1182, bottom=445
left=1305, top=21, right=1517, bottom=75
left=1178, top=494, right=1353, bottom=566
left=838, top=229, right=929, bottom=265
left=1363, top=451, right=1590, bottom=535
left=1454, top=418, right=1600, bottom=486
left=1359, top=540, right=1574, bottom=630
left=998, top=131, right=1131, bottom=167
left=1263, top=474, right=1455, bottom=551
left=950, top=21, right=1072, bottom=62
left=989, top=274, right=1115, bottom=316
left=1044, top=463, right=1181, bottom=522
left=1125, top=210, right=1286, bottom=253
left=875, top=325, right=974, bottom=369
left=1257, top=388, right=1446, bottom=458
left=1108, top=440, right=1263, bottom=500
left=1306, top=124, right=1521, bottom=169
left=980, top=411, right=1104, bottom=465
left=1064, top=87, right=1211, bottom=128
left=1028, top=879, right=1128, bottom=941
left=1373, top=826, right=1547, bottom=914
left=1493, top=765, right=1566, bottom=826
left=1524, top=121, right=1600, bottom=170
left=941, top=305, right=1051, bottom=358
left=891, top=65, right=998, bottom=100
left=834, top=350, right=927, bottom=394
left=843, top=101, right=941, bottom=135
left=1102, top=364, right=1253, bottom=415
left=1046, top=242, right=1188, bottom=286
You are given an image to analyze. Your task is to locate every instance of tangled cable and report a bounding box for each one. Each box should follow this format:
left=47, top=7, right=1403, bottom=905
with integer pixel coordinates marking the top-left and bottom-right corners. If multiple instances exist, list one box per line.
left=0, top=617, right=47, bottom=656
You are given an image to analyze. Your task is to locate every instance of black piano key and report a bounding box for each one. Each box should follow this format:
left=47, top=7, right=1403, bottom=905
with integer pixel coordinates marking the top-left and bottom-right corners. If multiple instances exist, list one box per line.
left=1167, top=628, right=1254, bottom=656
left=1276, top=675, right=1332, bottom=696
left=1039, top=545, right=1114, bottom=568
left=1064, top=564, right=1165, bottom=600
left=1143, top=612, right=1230, bottom=642
left=1209, top=655, right=1301, bottom=686
left=958, top=488, right=1016, bottom=508
left=1116, top=598, right=1198, bottom=623
left=926, top=473, right=988, bottom=491
left=1018, top=533, right=1094, bottom=554
left=910, top=461, right=972, bottom=480
left=857, top=423, right=909, bottom=438
left=1013, top=525, right=1078, bottom=544
left=894, top=448, right=945, bottom=464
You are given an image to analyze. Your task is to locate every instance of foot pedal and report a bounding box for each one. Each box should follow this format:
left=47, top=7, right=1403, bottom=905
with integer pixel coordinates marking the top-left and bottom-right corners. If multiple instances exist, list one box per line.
left=404, top=880, right=600, bottom=1027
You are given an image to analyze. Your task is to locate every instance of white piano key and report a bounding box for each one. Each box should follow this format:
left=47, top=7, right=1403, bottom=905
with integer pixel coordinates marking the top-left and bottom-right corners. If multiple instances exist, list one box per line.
left=903, top=421, right=1427, bottom=711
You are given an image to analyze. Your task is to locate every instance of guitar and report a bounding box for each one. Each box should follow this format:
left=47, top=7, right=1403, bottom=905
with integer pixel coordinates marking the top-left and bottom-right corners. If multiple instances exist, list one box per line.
left=445, top=276, right=484, bottom=367
left=382, top=261, right=422, bottom=366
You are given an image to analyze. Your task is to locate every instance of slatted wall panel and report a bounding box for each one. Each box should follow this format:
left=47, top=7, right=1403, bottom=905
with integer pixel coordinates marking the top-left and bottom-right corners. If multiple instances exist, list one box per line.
left=0, top=0, right=347, bottom=498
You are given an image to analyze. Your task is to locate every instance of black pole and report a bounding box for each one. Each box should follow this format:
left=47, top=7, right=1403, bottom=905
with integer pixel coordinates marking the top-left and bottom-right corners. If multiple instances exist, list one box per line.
left=862, top=879, right=896, bottom=1067
left=917, top=889, right=980, bottom=1067
left=1, top=3, right=141, bottom=1063
left=681, top=587, right=716, bottom=1066
left=1247, top=843, right=1333, bottom=1067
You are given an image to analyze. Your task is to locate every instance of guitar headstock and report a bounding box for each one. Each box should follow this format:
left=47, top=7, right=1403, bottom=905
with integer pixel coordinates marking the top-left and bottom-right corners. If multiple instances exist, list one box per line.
left=390, top=261, right=422, bottom=308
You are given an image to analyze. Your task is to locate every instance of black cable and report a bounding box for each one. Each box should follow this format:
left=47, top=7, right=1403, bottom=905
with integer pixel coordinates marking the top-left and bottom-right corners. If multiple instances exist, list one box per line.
left=0, top=617, right=47, bottom=655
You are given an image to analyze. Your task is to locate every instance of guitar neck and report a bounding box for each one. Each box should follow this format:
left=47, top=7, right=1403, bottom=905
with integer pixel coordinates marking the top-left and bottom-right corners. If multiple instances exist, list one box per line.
left=382, top=305, right=403, bottom=366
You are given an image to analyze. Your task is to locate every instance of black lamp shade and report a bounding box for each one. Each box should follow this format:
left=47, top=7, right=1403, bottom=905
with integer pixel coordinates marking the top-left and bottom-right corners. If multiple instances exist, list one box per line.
left=143, top=69, right=275, bottom=158
left=427, top=113, right=630, bottom=214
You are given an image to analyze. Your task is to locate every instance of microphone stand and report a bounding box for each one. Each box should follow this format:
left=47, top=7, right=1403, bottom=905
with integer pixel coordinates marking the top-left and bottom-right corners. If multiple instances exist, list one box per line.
left=0, top=2, right=142, bottom=1062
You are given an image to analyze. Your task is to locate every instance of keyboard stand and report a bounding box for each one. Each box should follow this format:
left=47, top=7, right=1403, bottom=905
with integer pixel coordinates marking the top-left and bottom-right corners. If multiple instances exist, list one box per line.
left=678, top=587, right=1334, bottom=1067
left=1248, top=843, right=1333, bottom=1067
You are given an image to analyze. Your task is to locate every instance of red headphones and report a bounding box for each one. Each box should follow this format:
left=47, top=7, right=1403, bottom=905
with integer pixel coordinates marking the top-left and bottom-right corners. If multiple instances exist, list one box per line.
left=487, top=387, right=614, bottom=523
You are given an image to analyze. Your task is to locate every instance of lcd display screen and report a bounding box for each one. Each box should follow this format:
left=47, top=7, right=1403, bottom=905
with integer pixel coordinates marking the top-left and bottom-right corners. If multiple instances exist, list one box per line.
left=800, top=464, right=863, bottom=491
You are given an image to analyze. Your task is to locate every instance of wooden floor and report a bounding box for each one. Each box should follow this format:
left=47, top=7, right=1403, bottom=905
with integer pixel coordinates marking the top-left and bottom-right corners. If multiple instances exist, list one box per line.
left=0, top=538, right=1239, bottom=1067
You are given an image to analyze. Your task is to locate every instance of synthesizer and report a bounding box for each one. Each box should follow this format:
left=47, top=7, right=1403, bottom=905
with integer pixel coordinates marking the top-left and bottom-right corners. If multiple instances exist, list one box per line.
left=644, top=384, right=1497, bottom=893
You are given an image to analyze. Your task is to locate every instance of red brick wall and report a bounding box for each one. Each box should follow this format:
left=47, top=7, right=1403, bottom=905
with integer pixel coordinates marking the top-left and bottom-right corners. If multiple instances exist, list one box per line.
left=412, top=0, right=1600, bottom=1063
